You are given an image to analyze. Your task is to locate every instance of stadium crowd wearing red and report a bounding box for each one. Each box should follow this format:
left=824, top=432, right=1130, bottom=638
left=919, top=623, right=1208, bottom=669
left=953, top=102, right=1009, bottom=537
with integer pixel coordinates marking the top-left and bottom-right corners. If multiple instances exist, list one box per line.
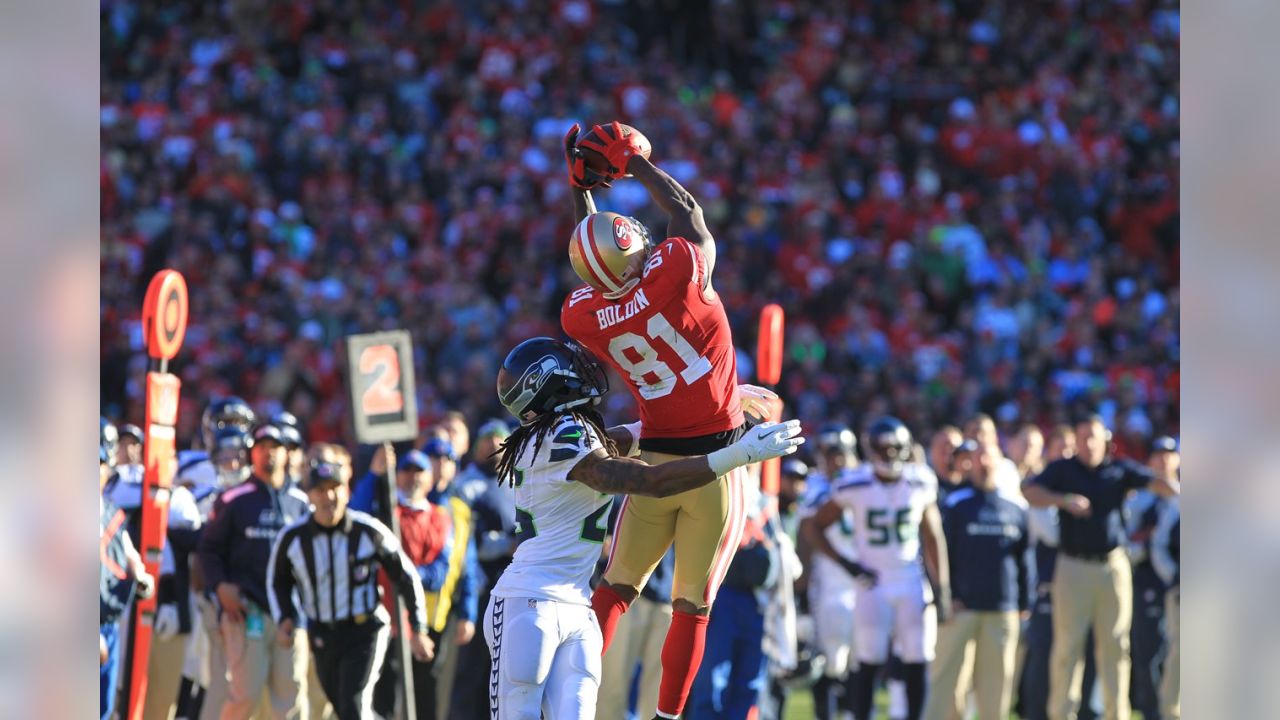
left=100, top=0, right=1178, bottom=454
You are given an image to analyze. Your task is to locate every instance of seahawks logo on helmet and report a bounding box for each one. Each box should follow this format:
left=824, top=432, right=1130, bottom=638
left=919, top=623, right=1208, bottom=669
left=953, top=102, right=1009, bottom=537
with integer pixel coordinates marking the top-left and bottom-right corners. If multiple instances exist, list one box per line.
left=500, top=355, right=562, bottom=423
left=497, top=338, right=608, bottom=424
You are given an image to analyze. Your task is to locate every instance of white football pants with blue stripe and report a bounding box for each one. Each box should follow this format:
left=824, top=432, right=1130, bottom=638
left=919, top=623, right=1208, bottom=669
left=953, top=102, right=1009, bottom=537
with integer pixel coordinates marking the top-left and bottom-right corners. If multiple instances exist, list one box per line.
left=484, top=596, right=602, bottom=720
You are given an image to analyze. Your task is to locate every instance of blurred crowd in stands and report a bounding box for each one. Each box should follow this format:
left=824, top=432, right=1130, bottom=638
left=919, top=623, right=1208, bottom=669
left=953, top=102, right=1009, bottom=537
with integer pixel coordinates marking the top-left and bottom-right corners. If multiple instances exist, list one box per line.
left=99, top=1, right=1180, bottom=718
left=100, top=0, right=1179, bottom=455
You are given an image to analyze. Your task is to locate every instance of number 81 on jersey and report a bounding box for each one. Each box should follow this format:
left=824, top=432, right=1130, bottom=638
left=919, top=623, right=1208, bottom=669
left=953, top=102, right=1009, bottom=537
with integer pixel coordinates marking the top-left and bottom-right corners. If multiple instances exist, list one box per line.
left=607, top=313, right=712, bottom=400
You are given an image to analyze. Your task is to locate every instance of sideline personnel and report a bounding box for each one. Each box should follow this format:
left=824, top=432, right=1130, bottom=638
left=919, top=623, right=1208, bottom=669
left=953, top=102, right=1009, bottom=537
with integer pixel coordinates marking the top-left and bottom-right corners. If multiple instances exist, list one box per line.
left=268, top=460, right=433, bottom=719
left=926, top=440, right=1030, bottom=720
left=197, top=423, right=312, bottom=719
left=1022, top=416, right=1178, bottom=720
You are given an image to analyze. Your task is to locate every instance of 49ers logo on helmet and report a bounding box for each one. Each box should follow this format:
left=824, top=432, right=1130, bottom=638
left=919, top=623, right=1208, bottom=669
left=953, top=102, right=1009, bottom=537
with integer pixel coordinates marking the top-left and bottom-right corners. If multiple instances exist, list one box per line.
left=613, top=216, right=635, bottom=250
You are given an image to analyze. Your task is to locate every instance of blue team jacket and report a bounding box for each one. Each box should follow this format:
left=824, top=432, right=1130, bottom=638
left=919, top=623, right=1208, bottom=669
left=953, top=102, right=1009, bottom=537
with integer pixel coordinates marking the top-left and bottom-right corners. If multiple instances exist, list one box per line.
left=941, top=486, right=1032, bottom=612
left=196, top=475, right=310, bottom=611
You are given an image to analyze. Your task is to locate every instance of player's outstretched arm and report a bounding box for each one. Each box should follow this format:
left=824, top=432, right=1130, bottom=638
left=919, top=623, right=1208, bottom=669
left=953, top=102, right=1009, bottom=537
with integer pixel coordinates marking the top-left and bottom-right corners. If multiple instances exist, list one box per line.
left=571, top=188, right=598, bottom=224
left=568, top=450, right=716, bottom=498
left=625, top=155, right=717, bottom=276
left=564, top=123, right=604, bottom=223
left=568, top=420, right=803, bottom=497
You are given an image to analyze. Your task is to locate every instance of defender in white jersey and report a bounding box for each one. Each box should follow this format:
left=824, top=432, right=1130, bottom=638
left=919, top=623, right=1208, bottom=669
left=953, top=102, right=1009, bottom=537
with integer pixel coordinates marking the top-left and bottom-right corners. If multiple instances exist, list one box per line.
left=803, top=417, right=951, bottom=720
left=796, top=424, right=863, bottom=719
left=486, top=338, right=803, bottom=720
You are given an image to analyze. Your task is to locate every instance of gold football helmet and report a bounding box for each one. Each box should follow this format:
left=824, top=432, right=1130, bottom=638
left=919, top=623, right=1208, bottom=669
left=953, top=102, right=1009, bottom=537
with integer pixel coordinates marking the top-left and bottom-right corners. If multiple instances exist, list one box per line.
left=568, top=211, right=653, bottom=297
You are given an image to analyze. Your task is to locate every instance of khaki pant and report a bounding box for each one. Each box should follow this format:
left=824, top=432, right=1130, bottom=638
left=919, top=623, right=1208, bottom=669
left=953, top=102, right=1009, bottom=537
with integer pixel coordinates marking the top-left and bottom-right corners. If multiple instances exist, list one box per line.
left=143, top=631, right=188, bottom=720
left=924, top=610, right=1019, bottom=720
left=197, top=597, right=230, bottom=720
left=945, top=641, right=974, bottom=720
left=219, top=609, right=309, bottom=720
left=1049, top=549, right=1133, bottom=720
left=596, top=595, right=673, bottom=720
left=1161, top=588, right=1180, bottom=720
left=604, top=454, right=746, bottom=607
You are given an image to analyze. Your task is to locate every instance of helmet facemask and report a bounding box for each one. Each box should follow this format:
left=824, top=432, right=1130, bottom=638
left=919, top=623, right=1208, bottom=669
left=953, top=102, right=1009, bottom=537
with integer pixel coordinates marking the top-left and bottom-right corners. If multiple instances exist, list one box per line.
left=213, top=445, right=251, bottom=488
left=603, top=217, right=653, bottom=299
left=497, top=338, right=609, bottom=425
left=868, top=435, right=912, bottom=480
left=559, top=342, right=609, bottom=411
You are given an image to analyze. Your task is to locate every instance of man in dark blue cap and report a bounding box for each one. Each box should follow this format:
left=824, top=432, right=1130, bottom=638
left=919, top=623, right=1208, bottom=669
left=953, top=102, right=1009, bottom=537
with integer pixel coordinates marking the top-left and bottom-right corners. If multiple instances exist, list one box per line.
left=422, top=436, right=460, bottom=501
left=196, top=422, right=312, bottom=719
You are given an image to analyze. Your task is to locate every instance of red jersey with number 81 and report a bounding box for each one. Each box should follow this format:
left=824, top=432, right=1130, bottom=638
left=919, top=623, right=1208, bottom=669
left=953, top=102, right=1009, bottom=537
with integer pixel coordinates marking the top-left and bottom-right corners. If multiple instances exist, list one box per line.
left=561, top=237, right=743, bottom=439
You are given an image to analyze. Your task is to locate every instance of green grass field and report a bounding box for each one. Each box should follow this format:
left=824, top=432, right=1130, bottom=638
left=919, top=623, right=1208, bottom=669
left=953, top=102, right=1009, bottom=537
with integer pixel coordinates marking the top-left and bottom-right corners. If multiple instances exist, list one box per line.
left=781, top=689, right=814, bottom=719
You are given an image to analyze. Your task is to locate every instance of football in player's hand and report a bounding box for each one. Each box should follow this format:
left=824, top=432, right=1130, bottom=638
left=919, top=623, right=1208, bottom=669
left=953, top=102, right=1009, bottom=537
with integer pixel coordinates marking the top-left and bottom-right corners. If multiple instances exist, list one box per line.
left=577, top=122, right=652, bottom=178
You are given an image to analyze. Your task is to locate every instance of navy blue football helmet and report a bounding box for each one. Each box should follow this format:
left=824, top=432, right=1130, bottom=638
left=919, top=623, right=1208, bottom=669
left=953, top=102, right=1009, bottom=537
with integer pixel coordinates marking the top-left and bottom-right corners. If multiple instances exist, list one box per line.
left=496, top=338, right=607, bottom=424
left=202, top=397, right=256, bottom=451
left=863, top=416, right=913, bottom=479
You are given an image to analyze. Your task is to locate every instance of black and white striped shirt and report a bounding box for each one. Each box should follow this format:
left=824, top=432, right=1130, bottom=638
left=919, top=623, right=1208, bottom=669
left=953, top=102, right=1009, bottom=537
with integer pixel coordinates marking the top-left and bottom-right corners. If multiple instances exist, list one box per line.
left=267, top=509, right=427, bottom=632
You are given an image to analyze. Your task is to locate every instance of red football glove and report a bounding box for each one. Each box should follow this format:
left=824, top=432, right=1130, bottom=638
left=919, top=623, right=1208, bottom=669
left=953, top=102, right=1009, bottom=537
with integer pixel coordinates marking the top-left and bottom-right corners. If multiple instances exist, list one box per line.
left=576, top=121, right=647, bottom=180
left=564, top=123, right=611, bottom=190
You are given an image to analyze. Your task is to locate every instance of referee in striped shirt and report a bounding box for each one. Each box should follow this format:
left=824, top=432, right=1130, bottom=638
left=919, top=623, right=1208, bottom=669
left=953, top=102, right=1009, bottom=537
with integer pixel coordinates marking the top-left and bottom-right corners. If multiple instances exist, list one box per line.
left=268, top=459, right=434, bottom=719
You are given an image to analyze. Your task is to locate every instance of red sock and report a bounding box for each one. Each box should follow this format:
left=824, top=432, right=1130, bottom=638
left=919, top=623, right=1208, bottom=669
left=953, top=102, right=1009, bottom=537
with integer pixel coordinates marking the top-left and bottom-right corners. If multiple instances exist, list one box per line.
left=590, top=584, right=630, bottom=654
left=656, top=610, right=710, bottom=718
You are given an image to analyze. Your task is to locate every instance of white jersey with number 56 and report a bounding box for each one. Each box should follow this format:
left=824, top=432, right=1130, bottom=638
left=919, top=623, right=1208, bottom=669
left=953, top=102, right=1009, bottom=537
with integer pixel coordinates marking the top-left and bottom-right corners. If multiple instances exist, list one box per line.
left=830, top=463, right=938, bottom=582
left=491, top=415, right=615, bottom=606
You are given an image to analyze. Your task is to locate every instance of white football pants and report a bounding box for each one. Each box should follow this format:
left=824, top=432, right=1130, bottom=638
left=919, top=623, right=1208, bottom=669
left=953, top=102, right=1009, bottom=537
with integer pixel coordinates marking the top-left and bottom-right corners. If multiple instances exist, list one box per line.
left=854, top=573, right=937, bottom=664
left=484, top=595, right=602, bottom=720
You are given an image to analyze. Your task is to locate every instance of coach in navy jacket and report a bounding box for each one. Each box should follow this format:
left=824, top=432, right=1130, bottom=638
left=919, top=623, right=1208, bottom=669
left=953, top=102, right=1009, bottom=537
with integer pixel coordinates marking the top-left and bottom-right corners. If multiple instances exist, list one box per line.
left=197, top=432, right=311, bottom=613
left=925, top=440, right=1031, bottom=720
left=196, top=423, right=312, bottom=719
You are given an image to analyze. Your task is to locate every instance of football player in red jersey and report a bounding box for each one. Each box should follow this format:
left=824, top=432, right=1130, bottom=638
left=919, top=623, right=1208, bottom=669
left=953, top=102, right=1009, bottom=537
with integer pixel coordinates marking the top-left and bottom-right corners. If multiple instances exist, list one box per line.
left=560, top=122, right=776, bottom=720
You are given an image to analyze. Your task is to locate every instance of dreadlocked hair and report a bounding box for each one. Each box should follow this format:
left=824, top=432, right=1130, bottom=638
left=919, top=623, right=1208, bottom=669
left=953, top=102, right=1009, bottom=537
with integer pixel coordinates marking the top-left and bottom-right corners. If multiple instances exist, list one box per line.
left=493, top=407, right=619, bottom=487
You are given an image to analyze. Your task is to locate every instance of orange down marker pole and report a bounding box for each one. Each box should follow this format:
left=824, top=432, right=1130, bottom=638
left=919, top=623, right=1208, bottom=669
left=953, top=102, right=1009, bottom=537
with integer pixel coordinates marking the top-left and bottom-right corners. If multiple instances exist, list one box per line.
left=123, top=270, right=188, bottom=720
left=757, top=304, right=785, bottom=496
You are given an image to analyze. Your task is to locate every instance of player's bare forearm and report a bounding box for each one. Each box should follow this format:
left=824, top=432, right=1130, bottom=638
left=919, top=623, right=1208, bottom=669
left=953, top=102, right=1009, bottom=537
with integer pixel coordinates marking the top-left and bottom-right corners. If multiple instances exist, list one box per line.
left=568, top=449, right=715, bottom=498
left=572, top=188, right=597, bottom=223
left=626, top=156, right=716, bottom=260
left=921, top=504, right=949, bottom=590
